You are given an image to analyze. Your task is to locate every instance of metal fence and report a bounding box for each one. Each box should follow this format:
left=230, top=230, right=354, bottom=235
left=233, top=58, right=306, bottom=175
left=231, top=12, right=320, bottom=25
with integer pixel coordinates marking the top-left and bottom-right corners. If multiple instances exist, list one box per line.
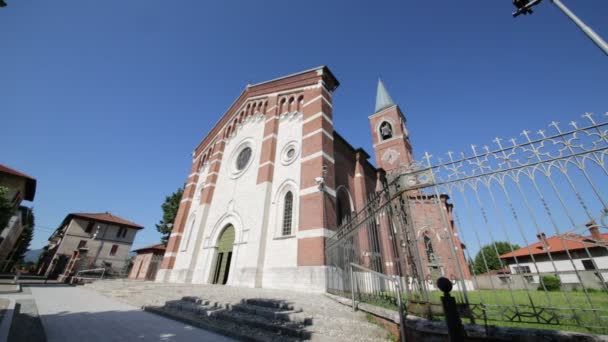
left=326, top=113, right=608, bottom=334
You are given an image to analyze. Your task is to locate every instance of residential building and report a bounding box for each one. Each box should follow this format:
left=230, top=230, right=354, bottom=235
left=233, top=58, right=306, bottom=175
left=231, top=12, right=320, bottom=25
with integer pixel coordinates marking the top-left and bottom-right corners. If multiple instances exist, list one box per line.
left=0, top=164, right=36, bottom=268
left=157, top=66, right=470, bottom=292
left=129, top=243, right=165, bottom=280
left=38, top=212, right=143, bottom=280
left=500, top=223, right=608, bottom=289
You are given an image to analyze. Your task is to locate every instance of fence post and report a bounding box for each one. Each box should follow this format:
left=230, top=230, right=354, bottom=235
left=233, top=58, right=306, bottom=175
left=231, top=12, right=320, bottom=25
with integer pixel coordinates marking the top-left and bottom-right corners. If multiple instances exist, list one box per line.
left=394, top=279, right=407, bottom=342
left=437, top=277, right=465, bottom=342
left=350, top=264, right=356, bottom=311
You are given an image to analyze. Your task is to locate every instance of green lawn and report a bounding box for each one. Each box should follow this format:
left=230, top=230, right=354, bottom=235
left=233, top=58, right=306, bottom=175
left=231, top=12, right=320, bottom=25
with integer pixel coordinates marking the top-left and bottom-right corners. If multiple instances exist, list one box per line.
left=356, top=289, right=608, bottom=334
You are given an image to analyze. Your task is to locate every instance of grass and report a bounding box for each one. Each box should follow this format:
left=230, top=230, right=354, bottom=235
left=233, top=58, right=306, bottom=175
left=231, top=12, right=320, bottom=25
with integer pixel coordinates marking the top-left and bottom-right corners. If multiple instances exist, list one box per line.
left=355, top=289, right=608, bottom=335
left=365, top=313, right=399, bottom=342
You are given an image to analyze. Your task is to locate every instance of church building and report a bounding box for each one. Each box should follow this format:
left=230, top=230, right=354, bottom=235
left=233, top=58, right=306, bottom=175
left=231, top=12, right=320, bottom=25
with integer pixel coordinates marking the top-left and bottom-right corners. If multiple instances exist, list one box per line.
left=157, top=66, right=469, bottom=292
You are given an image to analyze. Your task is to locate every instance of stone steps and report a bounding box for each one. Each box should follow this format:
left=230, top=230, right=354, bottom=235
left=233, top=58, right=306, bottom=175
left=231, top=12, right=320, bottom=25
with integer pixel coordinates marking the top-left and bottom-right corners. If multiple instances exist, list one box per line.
left=146, top=296, right=313, bottom=341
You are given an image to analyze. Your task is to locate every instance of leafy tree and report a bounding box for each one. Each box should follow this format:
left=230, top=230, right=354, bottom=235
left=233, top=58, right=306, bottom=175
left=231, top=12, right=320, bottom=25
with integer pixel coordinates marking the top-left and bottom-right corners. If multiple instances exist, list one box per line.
left=0, top=186, right=15, bottom=235
left=156, top=187, right=183, bottom=244
left=3, top=208, right=34, bottom=271
left=472, top=241, right=520, bottom=275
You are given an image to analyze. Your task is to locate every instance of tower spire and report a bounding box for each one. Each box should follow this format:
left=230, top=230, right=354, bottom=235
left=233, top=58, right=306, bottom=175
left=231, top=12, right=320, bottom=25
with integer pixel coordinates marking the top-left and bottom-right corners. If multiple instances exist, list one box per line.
left=375, top=78, right=395, bottom=113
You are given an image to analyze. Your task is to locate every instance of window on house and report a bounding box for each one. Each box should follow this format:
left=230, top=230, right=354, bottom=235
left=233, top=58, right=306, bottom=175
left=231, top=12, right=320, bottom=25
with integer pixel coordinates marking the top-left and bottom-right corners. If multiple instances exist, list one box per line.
left=116, top=227, right=127, bottom=238
left=582, top=259, right=596, bottom=270
left=109, top=245, right=118, bottom=256
left=513, top=265, right=534, bottom=283
left=282, top=192, right=294, bottom=236
left=78, top=240, right=87, bottom=249
left=85, top=221, right=95, bottom=233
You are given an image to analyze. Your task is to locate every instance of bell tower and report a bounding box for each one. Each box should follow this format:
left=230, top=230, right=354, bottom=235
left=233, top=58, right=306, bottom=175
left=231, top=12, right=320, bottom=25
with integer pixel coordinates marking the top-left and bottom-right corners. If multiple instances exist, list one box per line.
left=369, top=79, right=413, bottom=173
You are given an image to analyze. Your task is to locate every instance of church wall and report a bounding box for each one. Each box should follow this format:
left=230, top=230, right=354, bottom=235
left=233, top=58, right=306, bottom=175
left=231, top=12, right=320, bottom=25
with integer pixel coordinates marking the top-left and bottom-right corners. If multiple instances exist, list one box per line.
left=260, top=111, right=304, bottom=290
left=194, top=114, right=268, bottom=287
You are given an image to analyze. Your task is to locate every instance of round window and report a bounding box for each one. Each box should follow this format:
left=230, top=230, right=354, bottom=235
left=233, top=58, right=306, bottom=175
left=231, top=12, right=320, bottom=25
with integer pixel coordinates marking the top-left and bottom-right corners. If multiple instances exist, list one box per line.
left=281, top=142, right=299, bottom=165
left=286, top=148, right=295, bottom=159
left=236, top=147, right=252, bottom=171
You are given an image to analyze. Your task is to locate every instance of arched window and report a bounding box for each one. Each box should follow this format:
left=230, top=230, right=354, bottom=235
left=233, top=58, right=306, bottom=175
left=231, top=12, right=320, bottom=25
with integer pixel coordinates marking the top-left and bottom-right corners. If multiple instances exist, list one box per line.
left=424, top=235, right=436, bottom=263
left=380, top=121, right=393, bottom=140
left=282, top=191, right=294, bottom=236
left=336, top=187, right=353, bottom=226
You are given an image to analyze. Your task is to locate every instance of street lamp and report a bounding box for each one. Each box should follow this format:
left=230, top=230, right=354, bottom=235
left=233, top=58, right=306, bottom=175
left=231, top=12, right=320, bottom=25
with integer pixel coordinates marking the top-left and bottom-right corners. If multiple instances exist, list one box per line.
left=512, top=0, right=608, bottom=56
left=0, top=1, right=6, bottom=8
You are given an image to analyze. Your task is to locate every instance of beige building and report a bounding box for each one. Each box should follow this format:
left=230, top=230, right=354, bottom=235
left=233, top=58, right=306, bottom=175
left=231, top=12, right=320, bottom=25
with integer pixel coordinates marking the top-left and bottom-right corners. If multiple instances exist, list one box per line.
left=38, top=212, right=143, bottom=279
left=0, top=164, right=36, bottom=268
left=129, top=243, right=165, bottom=281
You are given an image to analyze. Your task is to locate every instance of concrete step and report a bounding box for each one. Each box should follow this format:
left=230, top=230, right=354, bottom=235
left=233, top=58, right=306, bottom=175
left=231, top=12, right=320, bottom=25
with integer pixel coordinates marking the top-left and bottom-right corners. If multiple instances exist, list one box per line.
left=230, top=303, right=312, bottom=325
left=243, top=298, right=298, bottom=311
left=146, top=306, right=301, bottom=342
left=214, top=308, right=311, bottom=339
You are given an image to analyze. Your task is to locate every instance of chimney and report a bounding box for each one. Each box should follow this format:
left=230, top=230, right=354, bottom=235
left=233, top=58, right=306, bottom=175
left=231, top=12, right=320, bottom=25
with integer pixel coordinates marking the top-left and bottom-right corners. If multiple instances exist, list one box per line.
left=586, top=221, right=601, bottom=240
left=536, top=232, right=548, bottom=245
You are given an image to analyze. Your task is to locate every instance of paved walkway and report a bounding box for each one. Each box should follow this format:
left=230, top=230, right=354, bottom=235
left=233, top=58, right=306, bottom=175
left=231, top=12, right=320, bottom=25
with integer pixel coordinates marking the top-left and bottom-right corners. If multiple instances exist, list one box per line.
left=28, top=285, right=235, bottom=342
left=86, top=280, right=389, bottom=341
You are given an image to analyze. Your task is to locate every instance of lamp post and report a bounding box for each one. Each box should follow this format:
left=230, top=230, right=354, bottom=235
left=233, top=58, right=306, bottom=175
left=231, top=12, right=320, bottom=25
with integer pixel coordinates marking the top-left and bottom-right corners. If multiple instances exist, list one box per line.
left=0, top=1, right=7, bottom=8
left=512, top=0, right=608, bottom=56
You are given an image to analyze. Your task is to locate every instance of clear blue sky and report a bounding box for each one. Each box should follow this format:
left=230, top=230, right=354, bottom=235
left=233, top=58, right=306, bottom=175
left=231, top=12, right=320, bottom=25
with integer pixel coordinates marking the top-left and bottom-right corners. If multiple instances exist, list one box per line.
left=1, top=0, right=606, bottom=251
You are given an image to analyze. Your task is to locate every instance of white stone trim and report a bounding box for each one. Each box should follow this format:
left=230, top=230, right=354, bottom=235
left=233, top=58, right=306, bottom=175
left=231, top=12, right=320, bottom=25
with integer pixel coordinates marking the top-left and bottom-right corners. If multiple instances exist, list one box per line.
left=300, top=185, right=336, bottom=198
left=302, top=111, right=333, bottom=125
left=263, top=133, right=277, bottom=142
left=301, top=151, right=335, bottom=164
left=297, top=228, right=335, bottom=239
left=302, top=128, right=334, bottom=141
left=171, top=233, right=183, bottom=237
left=203, top=183, right=216, bottom=189
left=181, top=198, right=192, bottom=203
left=164, top=252, right=177, bottom=257
left=303, top=95, right=332, bottom=109
left=259, top=161, right=275, bottom=168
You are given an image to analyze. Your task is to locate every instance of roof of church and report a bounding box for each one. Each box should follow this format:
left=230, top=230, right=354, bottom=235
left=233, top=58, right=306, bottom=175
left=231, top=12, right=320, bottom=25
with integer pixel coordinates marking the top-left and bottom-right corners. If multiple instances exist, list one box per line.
left=375, top=79, right=396, bottom=113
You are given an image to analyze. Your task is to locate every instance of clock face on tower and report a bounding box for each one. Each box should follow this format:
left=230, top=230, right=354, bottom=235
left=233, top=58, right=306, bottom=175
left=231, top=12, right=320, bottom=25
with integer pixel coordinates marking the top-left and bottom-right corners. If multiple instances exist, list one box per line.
left=381, top=149, right=400, bottom=165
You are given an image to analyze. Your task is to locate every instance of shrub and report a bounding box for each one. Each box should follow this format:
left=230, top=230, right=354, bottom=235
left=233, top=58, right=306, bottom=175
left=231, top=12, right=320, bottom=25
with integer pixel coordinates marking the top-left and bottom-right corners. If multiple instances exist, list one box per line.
left=539, top=275, right=561, bottom=291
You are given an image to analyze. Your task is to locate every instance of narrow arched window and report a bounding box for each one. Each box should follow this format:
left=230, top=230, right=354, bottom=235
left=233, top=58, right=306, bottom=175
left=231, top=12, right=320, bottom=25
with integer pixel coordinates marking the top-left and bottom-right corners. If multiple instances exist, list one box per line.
left=282, top=192, right=294, bottom=236
left=424, top=235, right=436, bottom=263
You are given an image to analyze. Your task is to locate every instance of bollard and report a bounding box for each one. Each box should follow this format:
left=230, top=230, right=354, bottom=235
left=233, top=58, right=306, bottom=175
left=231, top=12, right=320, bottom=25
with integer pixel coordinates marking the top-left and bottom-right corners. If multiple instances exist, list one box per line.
left=437, top=277, right=465, bottom=342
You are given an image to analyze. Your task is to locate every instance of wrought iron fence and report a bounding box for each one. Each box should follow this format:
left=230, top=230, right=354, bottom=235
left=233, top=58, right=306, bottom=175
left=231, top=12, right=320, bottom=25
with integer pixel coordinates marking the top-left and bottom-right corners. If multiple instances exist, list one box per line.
left=326, top=113, right=608, bottom=334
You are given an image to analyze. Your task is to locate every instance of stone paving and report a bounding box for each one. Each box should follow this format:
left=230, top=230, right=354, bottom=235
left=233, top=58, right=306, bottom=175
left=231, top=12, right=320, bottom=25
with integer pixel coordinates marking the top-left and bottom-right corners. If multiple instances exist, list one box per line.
left=85, top=279, right=390, bottom=341
left=4, top=285, right=235, bottom=342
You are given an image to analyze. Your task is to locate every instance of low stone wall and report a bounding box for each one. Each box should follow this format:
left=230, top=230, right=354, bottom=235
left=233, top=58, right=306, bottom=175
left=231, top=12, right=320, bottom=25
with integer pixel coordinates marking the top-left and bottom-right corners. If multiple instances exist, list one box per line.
left=325, top=293, right=608, bottom=342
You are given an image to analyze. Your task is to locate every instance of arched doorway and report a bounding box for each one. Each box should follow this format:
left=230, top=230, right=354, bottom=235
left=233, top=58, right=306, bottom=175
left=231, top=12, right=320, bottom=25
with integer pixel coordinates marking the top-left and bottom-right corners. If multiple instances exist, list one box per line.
left=211, top=225, right=235, bottom=285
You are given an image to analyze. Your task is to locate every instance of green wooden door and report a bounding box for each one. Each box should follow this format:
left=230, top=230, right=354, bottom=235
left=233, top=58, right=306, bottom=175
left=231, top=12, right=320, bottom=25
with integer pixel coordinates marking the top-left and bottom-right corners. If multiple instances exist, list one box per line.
left=212, top=225, right=235, bottom=285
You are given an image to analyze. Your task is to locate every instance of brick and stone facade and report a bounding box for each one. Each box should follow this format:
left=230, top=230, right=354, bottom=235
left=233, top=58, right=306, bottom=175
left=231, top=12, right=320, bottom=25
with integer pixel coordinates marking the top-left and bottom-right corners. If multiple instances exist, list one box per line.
left=157, top=67, right=470, bottom=292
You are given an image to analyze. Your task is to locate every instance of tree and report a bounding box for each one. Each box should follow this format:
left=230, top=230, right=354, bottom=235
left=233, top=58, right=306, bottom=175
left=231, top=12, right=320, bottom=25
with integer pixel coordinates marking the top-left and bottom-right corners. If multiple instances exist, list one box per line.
left=0, top=186, right=15, bottom=235
left=3, top=208, right=34, bottom=272
left=156, top=187, right=183, bottom=244
left=473, top=241, right=520, bottom=275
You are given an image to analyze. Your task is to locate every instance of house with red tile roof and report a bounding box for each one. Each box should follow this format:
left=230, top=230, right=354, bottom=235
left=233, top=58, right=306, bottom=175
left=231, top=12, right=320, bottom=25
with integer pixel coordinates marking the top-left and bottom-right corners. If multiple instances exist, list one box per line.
left=0, top=163, right=37, bottom=268
left=37, top=211, right=143, bottom=281
left=129, top=243, right=165, bottom=280
left=499, top=223, right=608, bottom=289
